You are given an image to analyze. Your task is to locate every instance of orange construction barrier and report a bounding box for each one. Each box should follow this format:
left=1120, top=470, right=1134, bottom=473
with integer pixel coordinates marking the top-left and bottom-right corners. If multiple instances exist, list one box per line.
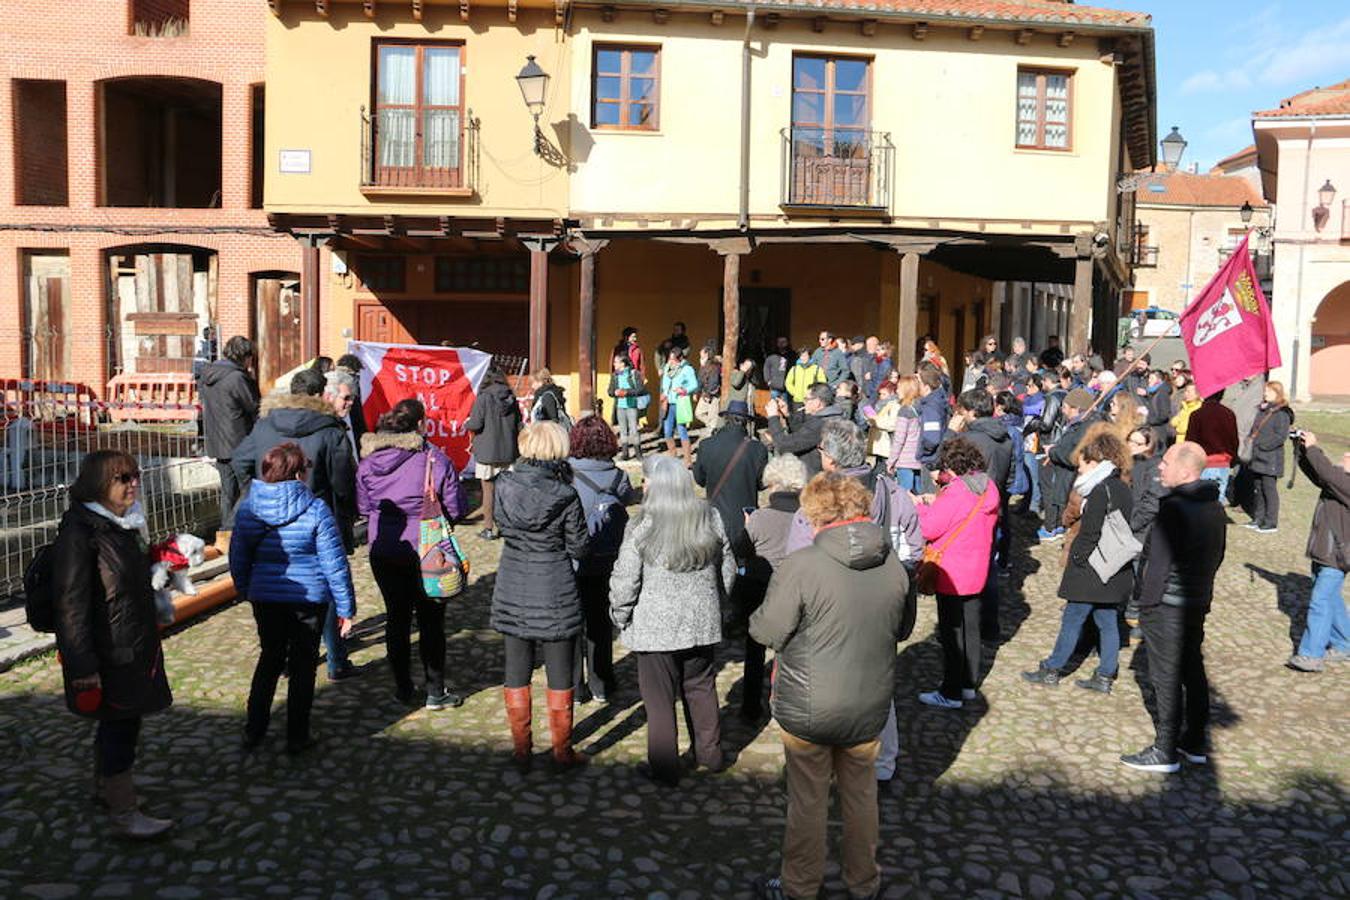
left=105, top=374, right=200, bottom=423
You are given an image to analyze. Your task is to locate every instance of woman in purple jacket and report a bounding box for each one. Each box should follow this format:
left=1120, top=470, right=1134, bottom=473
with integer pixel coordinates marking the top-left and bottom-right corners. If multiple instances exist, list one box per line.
left=357, top=399, right=467, bottom=710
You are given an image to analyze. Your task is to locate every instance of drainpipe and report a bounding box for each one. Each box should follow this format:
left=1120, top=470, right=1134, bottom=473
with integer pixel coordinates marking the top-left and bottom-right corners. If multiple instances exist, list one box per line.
left=738, top=4, right=756, bottom=231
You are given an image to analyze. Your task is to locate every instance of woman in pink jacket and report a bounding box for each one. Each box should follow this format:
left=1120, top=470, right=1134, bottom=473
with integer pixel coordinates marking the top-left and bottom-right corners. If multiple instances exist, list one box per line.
left=914, top=437, right=1000, bottom=710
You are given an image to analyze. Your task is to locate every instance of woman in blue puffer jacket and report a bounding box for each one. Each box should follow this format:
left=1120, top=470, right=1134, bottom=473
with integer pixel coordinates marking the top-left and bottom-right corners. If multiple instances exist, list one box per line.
left=230, top=442, right=357, bottom=755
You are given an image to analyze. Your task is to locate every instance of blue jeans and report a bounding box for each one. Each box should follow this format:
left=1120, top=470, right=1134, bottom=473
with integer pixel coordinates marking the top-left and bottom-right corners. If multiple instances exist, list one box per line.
left=661, top=402, right=689, bottom=442
left=1201, top=466, right=1231, bottom=501
left=1044, top=602, right=1120, bottom=677
left=323, top=602, right=348, bottom=676
left=1024, top=453, right=1044, bottom=512
left=894, top=467, right=921, bottom=493
left=1298, top=563, right=1349, bottom=658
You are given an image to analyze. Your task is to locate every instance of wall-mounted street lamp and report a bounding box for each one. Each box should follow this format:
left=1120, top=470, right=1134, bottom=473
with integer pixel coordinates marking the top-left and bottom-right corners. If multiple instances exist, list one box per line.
left=1310, top=178, right=1337, bottom=231
left=515, top=55, right=550, bottom=156
left=1117, top=125, right=1188, bottom=193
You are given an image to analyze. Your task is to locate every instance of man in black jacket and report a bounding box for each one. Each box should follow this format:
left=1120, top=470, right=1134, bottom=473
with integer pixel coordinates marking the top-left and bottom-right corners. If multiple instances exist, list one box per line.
left=765, top=383, right=843, bottom=476
left=1038, top=388, right=1096, bottom=541
left=1122, top=441, right=1227, bottom=773
left=763, top=337, right=792, bottom=403
left=198, top=336, right=260, bottom=550
left=692, top=401, right=768, bottom=549
left=231, top=367, right=359, bottom=681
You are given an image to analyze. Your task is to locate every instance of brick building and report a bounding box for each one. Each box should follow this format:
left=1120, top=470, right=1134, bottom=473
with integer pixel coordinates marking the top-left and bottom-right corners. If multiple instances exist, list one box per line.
left=0, top=0, right=306, bottom=394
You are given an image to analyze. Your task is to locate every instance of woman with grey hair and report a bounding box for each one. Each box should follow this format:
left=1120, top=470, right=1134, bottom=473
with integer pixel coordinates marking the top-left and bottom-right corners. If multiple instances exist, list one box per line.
left=734, top=453, right=809, bottom=720
left=610, top=455, right=736, bottom=786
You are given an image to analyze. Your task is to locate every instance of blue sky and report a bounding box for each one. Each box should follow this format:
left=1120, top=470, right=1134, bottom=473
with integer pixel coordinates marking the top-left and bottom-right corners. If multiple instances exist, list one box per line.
left=1092, top=1, right=1350, bottom=170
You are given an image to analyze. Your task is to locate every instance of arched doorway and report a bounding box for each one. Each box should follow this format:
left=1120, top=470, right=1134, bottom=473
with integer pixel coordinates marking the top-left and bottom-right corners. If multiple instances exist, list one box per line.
left=1310, top=281, right=1350, bottom=400
left=104, top=244, right=217, bottom=379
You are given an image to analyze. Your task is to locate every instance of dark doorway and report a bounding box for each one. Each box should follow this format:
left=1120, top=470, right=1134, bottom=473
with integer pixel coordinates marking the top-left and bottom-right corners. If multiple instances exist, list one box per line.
left=251, top=272, right=303, bottom=390
left=720, top=287, right=791, bottom=365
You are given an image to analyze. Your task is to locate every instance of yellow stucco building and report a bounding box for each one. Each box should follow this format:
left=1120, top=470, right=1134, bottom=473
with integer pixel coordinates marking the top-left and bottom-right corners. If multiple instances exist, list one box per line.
left=263, top=0, right=1158, bottom=412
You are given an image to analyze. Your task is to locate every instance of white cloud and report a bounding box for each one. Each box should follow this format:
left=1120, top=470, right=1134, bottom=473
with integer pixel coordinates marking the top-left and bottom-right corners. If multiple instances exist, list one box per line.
left=1178, top=13, right=1350, bottom=96
left=1260, top=17, right=1350, bottom=85
left=1181, top=69, right=1251, bottom=95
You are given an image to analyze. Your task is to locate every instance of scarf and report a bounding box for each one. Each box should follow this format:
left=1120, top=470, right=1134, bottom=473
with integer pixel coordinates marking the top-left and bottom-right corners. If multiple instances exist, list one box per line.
left=83, top=500, right=150, bottom=543
left=1072, top=460, right=1116, bottom=498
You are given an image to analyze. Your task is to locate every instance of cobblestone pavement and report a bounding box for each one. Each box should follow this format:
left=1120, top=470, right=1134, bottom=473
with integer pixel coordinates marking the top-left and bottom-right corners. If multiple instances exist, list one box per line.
left=2, top=430, right=1347, bottom=899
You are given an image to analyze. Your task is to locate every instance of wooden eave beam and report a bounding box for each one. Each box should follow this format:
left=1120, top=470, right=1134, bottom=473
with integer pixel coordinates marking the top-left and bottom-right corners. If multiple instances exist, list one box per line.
left=968, top=25, right=983, bottom=41
left=268, top=0, right=282, bottom=16
left=912, top=22, right=928, bottom=40
left=1016, top=28, right=1034, bottom=45
left=653, top=8, right=670, bottom=24
left=860, top=18, right=876, bottom=37
left=601, top=4, right=615, bottom=21
left=762, top=12, right=780, bottom=28
left=315, top=0, right=328, bottom=17
left=811, top=16, right=826, bottom=33
left=460, top=0, right=469, bottom=20
left=363, top=0, right=375, bottom=18
left=710, top=10, right=724, bottom=25
left=507, top=0, right=517, bottom=22
left=412, top=0, right=422, bottom=20
left=555, top=0, right=567, bottom=25
left=1058, top=32, right=1075, bottom=48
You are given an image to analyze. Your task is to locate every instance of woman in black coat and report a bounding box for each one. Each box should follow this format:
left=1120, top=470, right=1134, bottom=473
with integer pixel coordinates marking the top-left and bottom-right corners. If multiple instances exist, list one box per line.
left=51, top=450, right=174, bottom=839
left=492, top=422, right=590, bottom=772
left=1246, top=381, right=1294, bottom=533
left=466, top=365, right=523, bottom=541
left=1023, top=431, right=1134, bottom=694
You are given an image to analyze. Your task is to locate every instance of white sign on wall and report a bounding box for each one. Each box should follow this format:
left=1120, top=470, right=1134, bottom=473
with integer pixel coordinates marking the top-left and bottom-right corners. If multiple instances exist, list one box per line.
left=279, top=149, right=312, bottom=174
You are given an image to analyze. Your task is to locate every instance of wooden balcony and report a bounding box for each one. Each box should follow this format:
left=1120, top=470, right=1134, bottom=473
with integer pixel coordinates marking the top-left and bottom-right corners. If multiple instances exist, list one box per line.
left=780, top=128, right=894, bottom=215
left=359, top=107, right=479, bottom=198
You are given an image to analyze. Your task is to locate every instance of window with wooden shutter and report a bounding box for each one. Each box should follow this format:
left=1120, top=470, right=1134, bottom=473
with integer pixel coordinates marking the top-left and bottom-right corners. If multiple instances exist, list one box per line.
left=1016, top=68, right=1073, bottom=151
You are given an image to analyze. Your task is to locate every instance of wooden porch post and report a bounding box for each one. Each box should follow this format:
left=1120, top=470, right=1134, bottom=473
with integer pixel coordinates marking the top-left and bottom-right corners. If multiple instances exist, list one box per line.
left=721, top=251, right=741, bottom=392
left=898, top=251, right=920, bottom=372
left=523, top=237, right=559, bottom=374
left=573, top=237, right=609, bottom=416
left=1070, top=255, right=1093, bottom=356
left=299, top=236, right=320, bottom=362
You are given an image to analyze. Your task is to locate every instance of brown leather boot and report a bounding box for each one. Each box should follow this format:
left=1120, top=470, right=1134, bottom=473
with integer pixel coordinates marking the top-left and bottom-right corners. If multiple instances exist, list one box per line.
left=665, top=437, right=677, bottom=457
left=546, top=689, right=588, bottom=769
left=681, top=441, right=693, bottom=469
left=503, top=686, right=533, bottom=773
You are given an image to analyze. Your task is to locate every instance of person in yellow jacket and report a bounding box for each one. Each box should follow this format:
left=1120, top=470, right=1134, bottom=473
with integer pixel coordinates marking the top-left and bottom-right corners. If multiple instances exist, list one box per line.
left=784, top=349, right=825, bottom=413
left=1170, top=379, right=1202, bottom=442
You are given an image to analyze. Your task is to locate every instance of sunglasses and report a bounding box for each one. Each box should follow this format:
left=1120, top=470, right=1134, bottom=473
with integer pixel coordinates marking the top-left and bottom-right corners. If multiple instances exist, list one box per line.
left=112, top=471, right=141, bottom=485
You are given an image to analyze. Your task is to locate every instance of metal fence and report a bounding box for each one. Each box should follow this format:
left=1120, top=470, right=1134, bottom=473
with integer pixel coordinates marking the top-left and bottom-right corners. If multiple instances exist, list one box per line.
left=1, top=379, right=219, bottom=601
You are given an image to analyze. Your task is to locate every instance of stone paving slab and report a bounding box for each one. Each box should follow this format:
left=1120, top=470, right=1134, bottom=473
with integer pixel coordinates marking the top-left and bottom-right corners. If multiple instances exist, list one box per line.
left=1, top=449, right=1347, bottom=899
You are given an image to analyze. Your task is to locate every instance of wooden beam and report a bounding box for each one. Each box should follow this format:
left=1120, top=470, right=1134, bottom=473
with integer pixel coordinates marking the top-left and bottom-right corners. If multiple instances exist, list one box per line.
left=523, top=238, right=559, bottom=372
left=762, top=12, right=779, bottom=28
left=412, top=0, right=422, bottom=21
left=812, top=16, right=826, bottom=33
left=459, top=0, right=468, bottom=20
left=574, top=238, right=608, bottom=415
left=968, top=25, right=984, bottom=41
left=300, top=239, right=320, bottom=361
left=710, top=10, right=724, bottom=25
left=912, top=22, right=928, bottom=40
left=315, top=0, right=328, bottom=17
left=268, top=0, right=282, bottom=16
left=720, top=251, right=741, bottom=396
left=898, top=251, right=920, bottom=371
left=653, top=8, right=669, bottom=25
left=600, top=5, right=615, bottom=22
left=1070, top=255, right=1093, bottom=355
left=860, top=18, right=876, bottom=37
left=1016, top=28, right=1034, bottom=45
left=555, top=0, right=567, bottom=26
left=507, top=0, right=517, bottom=22
left=363, top=0, right=375, bottom=18
left=1058, top=32, right=1075, bottom=48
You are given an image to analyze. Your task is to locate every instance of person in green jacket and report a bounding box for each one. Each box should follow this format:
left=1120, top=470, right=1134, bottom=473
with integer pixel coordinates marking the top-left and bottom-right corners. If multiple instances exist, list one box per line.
left=660, top=347, right=699, bottom=467
left=609, top=353, right=649, bottom=460
left=785, top=349, right=825, bottom=414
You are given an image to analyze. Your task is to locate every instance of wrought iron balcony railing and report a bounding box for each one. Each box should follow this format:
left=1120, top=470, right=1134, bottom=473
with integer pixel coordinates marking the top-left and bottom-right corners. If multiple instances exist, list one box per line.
left=1133, top=245, right=1159, bottom=268
left=360, top=106, right=479, bottom=194
left=780, top=128, right=894, bottom=213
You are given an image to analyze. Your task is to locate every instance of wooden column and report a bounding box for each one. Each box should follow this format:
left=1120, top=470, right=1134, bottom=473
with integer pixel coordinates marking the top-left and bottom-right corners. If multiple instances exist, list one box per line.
left=523, top=237, right=558, bottom=374
left=572, top=237, right=608, bottom=416
left=721, top=251, right=741, bottom=391
left=898, top=251, right=920, bottom=371
left=1070, top=256, right=1093, bottom=356
left=299, top=237, right=320, bottom=361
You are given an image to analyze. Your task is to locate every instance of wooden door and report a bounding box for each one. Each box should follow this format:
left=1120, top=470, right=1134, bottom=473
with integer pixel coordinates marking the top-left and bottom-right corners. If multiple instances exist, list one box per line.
left=255, top=275, right=303, bottom=390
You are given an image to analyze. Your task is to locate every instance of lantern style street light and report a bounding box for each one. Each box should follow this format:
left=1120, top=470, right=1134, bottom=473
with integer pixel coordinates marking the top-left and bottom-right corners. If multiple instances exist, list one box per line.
left=1117, top=126, right=1188, bottom=192
left=1317, top=179, right=1337, bottom=209
left=1159, top=126, right=1188, bottom=172
left=516, top=55, right=550, bottom=155
left=1240, top=200, right=1254, bottom=224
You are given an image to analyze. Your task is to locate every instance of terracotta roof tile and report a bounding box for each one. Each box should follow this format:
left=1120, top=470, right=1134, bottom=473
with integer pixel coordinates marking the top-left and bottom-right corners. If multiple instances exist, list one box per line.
left=743, top=0, right=1150, bottom=28
left=1211, top=144, right=1256, bottom=171
left=1135, top=172, right=1267, bottom=208
left=1254, top=78, right=1350, bottom=118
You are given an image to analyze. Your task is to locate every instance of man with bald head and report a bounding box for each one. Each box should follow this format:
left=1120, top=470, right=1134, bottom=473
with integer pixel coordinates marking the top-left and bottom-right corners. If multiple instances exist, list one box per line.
left=1122, top=441, right=1228, bottom=773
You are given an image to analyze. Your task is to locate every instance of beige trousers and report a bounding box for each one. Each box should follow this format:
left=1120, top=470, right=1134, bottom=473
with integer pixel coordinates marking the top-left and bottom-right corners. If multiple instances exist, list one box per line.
left=780, top=731, right=881, bottom=899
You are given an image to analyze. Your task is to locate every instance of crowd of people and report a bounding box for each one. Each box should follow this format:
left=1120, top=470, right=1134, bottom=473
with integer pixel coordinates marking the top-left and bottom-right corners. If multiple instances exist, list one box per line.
left=43, top=322, right=1348, bottom=900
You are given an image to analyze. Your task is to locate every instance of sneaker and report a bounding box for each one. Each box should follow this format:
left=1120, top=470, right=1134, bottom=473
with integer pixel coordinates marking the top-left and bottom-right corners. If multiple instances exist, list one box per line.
left=1120, top=744, right=1180, bottom=773
left=1176, top=746, right=1208, bottom=765
left=918, top=690, right=963, bottom=709
left=1021, top=664, right=1060, bottom=687
left=1325, top=648, right=1350, bottom=664
left=1241, top=521, right=1261, bottom=530
left=425, top=690, right=465, bottom=711
left=477, top=528, right=500, bottom=541
left=1036, top=526, right=1065, bottom=542
left=1254, top=525, right=1278, bottom=534
left=1287, top=654, right=1325, bottom=672
left=752, top=875, right=789, bottom=900
left=1074, top=670, right=1115, bottom=694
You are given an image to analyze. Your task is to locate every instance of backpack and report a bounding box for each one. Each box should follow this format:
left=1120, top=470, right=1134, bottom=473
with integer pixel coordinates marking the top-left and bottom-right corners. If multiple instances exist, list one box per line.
left=23, top=543, right=57, bottom=633
left=532, top=388, right=574, bottom=432
left=572, top=469, right=629, bottom=559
